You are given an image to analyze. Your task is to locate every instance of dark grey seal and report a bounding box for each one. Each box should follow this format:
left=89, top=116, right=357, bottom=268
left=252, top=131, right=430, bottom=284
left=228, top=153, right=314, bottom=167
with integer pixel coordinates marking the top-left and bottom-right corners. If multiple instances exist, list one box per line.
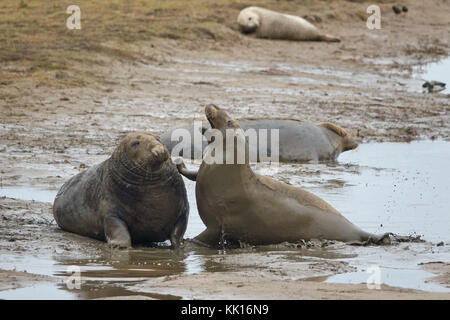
left=53, top=132, right=189, bottom=248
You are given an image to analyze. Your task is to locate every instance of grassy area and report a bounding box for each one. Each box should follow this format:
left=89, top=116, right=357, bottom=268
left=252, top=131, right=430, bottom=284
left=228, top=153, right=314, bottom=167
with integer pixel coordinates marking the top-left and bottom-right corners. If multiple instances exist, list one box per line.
left=0, top=0, right=375, bottom=88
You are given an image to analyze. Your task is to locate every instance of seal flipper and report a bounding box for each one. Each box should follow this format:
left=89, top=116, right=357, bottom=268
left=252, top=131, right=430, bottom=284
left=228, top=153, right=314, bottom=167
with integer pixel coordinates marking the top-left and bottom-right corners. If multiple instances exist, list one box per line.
left=318, top=34, right=340, bottom=42
left=371, top=232, right=392, bottom=245
left=104, top=215, right=132, bottom=248
left=193, top=228, right=221, bottom=247
left=173, top=158, right=198, bottom=181
left=170, top=205, right=189, bottom=249
left=347, top=232, right=392, bottom=246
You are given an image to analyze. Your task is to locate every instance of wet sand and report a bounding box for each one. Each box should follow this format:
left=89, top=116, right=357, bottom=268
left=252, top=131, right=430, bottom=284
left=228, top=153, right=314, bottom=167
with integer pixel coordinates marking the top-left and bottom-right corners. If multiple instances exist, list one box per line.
left=1, top=0, right=450, bottom=299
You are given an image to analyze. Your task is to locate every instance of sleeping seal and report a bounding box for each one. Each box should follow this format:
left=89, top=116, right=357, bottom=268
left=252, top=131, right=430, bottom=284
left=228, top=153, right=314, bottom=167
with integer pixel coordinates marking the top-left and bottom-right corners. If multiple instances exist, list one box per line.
left=237, top=6, right=340, bottom=42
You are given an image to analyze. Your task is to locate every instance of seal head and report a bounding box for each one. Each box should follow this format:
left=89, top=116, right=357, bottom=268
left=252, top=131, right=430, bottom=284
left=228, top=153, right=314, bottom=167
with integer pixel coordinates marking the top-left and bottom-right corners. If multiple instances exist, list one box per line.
left=342, top=133, right=358, bottom=152
left=237, top=8, right=259, bottom=33
left=205, top=104, right=240, bottom=131
left=318, top=122, right=358, bottom=152
left=113, top=132, right=169, bottom=172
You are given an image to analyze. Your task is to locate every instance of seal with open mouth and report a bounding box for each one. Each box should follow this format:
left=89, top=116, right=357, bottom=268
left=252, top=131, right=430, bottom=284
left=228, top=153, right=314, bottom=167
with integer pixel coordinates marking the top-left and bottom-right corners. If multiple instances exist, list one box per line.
left=177, top=105, right=389, bottom=247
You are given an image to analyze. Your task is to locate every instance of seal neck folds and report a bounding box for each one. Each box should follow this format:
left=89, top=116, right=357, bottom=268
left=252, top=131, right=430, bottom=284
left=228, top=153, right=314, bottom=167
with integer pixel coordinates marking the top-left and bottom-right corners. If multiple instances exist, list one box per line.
left=107, top=152, right=175, bottom=189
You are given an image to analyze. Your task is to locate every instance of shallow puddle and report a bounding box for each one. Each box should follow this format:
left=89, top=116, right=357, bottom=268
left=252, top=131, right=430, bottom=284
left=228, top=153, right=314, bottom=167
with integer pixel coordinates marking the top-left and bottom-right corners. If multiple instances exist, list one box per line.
left=0, top=248, right=213, bottom=300
left=0, top=281, right=180, bottom=300
left=414, top=56, right=450, bottom=94
left=0, top=187, right=56, bottom=203
left=325, top=266, right=448, bottom=293
left=0, top=284, right=77, bottom=300
left=328, top=140, right=449, bottom=242
left=269, top=140, right=450, bottom=243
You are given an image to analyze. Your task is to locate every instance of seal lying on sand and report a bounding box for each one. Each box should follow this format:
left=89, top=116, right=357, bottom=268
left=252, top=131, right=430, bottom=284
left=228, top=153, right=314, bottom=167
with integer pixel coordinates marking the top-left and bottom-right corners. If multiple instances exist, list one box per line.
left=237, top=6, right=340, bottom=42
left=53, top=132, right=189, bottom=248
left=176, top=105, right=389, bottom=246
left=161, top=120, right=357, bottom=162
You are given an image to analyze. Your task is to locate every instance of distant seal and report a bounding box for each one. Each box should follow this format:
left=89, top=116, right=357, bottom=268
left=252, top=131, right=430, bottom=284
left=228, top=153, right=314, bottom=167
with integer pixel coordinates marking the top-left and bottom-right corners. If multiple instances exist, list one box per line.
left=177, top=105, right=388, bottom=246
left=53, top=132, right=189, bottom=248
left=161, top=120, right=357, bottom=162
left=237, top=6, right=340, bottom=42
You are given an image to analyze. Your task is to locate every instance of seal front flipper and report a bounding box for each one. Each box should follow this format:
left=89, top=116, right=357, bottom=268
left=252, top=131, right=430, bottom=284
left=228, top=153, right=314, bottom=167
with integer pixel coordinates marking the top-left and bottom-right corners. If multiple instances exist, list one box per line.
left=193, top=229, right=221, bottom=248
left=170, top=204, right=189, bottom=249
left=173, top=157, right=198, bottom=181
left=104, top=215, right=131, bottom=248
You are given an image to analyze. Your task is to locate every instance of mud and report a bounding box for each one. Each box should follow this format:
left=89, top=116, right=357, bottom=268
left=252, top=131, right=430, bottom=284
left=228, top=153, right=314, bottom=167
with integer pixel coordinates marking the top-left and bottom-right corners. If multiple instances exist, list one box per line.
left=1, top=140, right=450, bottom=299
left=1, top=0, right=450, bottom=299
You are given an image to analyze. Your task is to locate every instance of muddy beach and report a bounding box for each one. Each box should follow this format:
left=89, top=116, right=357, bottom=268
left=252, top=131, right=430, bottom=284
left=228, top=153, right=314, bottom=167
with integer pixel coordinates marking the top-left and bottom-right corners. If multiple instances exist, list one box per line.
left=1, top=0, right=450, bottom=299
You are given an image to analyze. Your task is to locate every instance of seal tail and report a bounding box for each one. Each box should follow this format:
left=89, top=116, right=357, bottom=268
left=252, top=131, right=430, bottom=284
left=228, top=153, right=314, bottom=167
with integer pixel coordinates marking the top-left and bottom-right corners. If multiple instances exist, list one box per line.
left=347, top=232, right=392, bottom=246
left=368, top=232, right=392, bottom=245
left=319, top=34, right=341, bottom=42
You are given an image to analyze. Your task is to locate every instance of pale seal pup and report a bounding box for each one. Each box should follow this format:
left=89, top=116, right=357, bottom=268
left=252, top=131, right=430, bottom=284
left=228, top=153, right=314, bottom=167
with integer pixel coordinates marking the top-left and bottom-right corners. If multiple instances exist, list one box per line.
left=176, top=105, right=389, bottom=246
left=53, top=132, right=189, bottom=248
left=237, top=6, right=340, bottom=42
left=161, top=120, right=357, bottom=162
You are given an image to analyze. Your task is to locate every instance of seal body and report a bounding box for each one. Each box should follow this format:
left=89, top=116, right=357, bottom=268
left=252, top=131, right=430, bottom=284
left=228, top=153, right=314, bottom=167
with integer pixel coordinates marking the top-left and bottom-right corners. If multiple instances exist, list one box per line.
left=161, top=120, right=357, bottom=162
left=161, top=123, right=206, bottom=160
left=53, top=132, right=189, bottom=248
left=191, top=105, right=387, bottom=246
left=237, top=6, right=340, bottom=42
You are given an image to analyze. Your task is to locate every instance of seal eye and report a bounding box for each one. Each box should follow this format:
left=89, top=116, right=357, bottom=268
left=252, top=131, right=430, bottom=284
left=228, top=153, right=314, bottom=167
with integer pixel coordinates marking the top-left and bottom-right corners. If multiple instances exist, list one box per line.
left=248, top=17, right=252, bottom=21
left=131, top=141, right=140, bottom=148
left=227, top=120, right=233, bottom=128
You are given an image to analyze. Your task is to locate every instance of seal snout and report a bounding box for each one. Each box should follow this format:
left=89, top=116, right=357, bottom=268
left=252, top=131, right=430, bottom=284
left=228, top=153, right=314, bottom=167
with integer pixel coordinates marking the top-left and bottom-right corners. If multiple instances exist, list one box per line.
left=119, top=132, right=170, bottom=169
left=150, top=144, right=169, bottom=163
left=205, top=104, right=219, bottom=123
left=237, top=8, right=259, bottom=33
left=343, top=135, right=358, bottom=152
